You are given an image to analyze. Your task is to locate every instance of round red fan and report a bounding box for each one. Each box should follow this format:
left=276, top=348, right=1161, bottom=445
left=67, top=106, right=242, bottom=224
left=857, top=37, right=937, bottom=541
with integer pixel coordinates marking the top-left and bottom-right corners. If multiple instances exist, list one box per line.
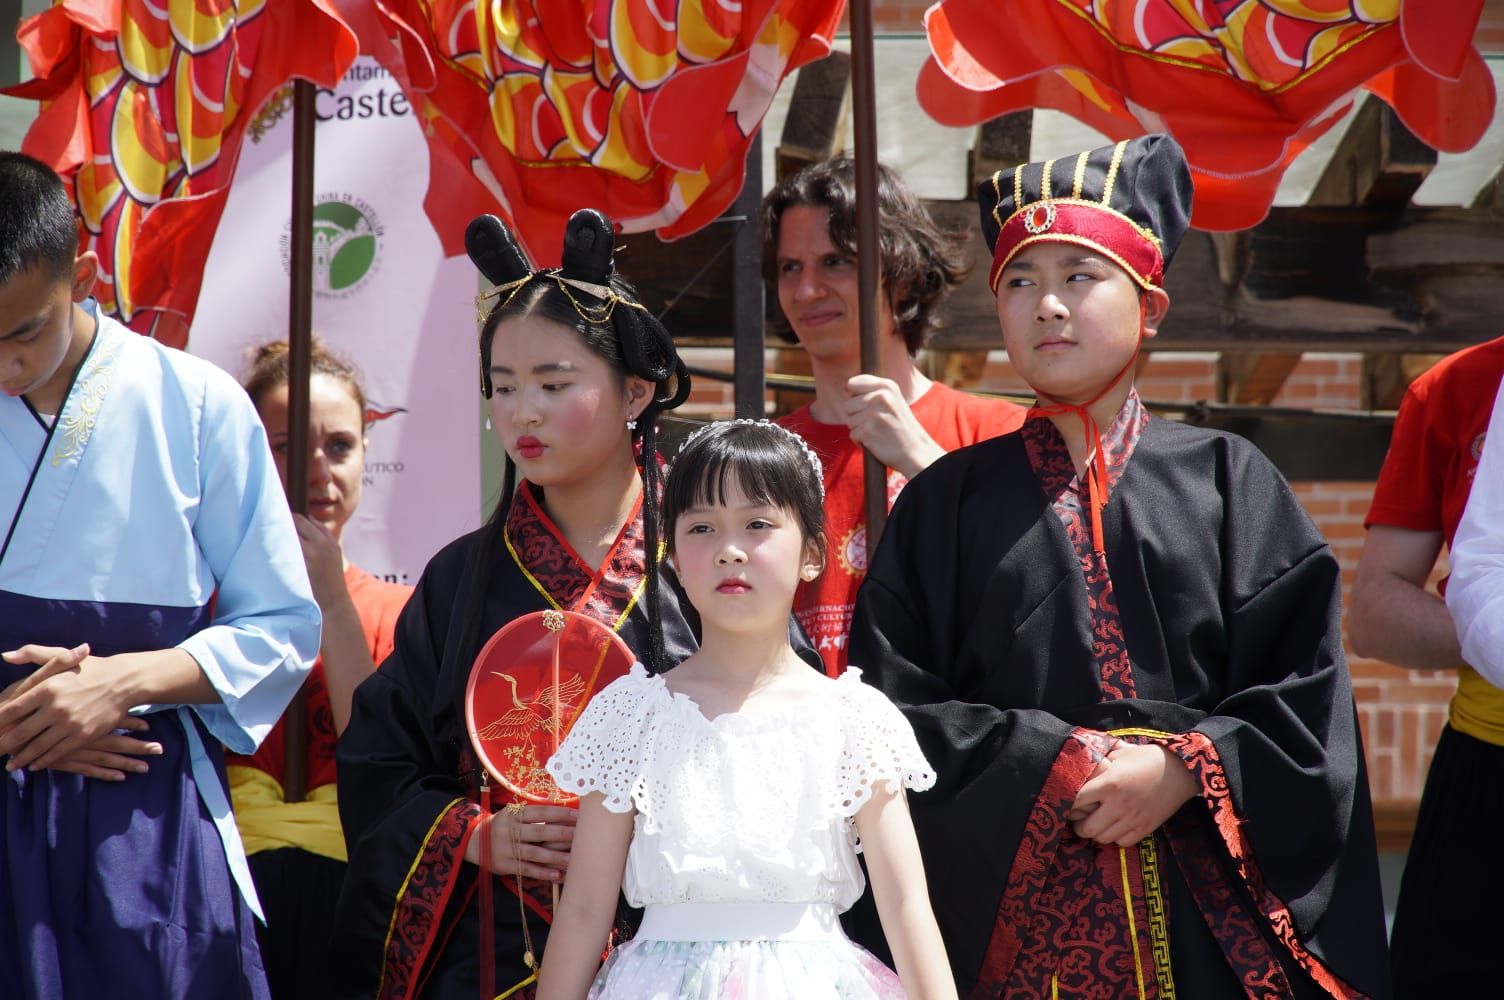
left=464, top=608, right=635, bottom=805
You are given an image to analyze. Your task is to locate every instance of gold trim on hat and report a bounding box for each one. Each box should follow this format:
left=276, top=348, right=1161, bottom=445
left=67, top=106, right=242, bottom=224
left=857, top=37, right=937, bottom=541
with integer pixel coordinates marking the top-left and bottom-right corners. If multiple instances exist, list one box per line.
left=1101, top=140, right=1129, bottom=207
left=1072, top=151, right=1089, bottom=198
left=1041, top=158, right=1056, bottom=200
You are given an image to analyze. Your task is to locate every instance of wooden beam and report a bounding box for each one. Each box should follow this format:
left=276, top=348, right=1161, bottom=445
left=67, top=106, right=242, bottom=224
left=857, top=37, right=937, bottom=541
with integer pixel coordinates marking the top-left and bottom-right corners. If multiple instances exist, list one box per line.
left=969, top=112, right=1032, bottom=190
left=1479, top=0, right=1504, bottom=54
left=1470, top=164, right=1504, bottom=214
left=0, top=1, right=20, bottom=89
left=1361, top=353, right=1448, bottom=410
left=1177, top=408, right=1394, bottom=481
left=927, top=203, right=1504, bottom=352
left=1209, top=231, right=1249, bottom=287
left=1196, top=102, right=1437, bottom=413
left=1307, top=99, right=1436, bottom=209
left=775, top=52, right=850, bottom=181
left=628, top=200, right=1504, bottom=354
left=1217, top=353, right=1303, bottom=405
left=925, top=349, right=991, bottom=389
left=1367, top=208, right=1504, bottom=270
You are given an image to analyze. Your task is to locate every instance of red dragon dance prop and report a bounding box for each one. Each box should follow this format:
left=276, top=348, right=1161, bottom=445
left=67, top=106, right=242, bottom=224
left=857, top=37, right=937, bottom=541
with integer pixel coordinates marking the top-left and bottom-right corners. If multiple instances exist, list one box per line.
left=5, top=0, right=359, bottom=347
left=919, top=0, right=1494, bottom=230
left=356, top=0, right=845, bottom=263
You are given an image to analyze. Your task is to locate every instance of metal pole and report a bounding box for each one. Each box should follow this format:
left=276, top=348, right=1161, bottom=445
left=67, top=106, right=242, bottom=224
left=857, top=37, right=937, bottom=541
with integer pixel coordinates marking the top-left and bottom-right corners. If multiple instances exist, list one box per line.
left=732, top=133, right=765, bottom=419
left=282, top=79, right=316, bottom=804
left=848, top=0, right=885, bottom=560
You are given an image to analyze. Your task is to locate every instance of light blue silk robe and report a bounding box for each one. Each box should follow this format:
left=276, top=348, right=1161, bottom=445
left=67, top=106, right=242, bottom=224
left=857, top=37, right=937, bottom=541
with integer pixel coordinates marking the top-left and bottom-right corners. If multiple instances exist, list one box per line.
left=0, top=305, right=320, bottom=999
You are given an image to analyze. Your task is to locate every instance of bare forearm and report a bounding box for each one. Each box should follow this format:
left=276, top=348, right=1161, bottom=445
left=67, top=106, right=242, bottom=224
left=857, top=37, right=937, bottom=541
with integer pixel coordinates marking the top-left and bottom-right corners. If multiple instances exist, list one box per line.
left=858, top=791, right=958, bottom=1000
left=535, top=898, right=614, bottom=999
left=536, top=797, right=630, bottom=999
left=883, top=895, right=959, bottom=1000
left=116, top=648, right=219, bottom=706
left=315, top=591, right=376, bottom=735
left=1349, top=573, right=1463, bottom=670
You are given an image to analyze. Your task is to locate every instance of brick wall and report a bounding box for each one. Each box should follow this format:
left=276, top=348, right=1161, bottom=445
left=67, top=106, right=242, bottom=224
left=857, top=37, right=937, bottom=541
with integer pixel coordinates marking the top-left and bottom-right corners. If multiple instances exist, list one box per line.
left=678, top=347, right=1446, bottom=806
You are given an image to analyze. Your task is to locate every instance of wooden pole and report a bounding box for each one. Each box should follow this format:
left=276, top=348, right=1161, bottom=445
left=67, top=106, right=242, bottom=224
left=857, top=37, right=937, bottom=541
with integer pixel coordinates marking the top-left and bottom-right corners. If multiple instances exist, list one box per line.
left=282, top=79, right=316, bottom=804
left=732, top=134, right=766, bottom=418
left=848, top=0, right=886, bottom=561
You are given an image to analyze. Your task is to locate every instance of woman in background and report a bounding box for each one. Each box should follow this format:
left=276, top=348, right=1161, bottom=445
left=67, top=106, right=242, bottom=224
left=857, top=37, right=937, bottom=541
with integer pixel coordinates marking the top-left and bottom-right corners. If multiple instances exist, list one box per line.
left=231, top=339, right=413, bottom=1000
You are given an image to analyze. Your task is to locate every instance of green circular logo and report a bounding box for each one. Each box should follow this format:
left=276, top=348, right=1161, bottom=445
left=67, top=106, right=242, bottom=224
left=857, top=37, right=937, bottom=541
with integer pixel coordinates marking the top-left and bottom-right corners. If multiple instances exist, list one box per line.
left=281, top=193, right=384, bottom=299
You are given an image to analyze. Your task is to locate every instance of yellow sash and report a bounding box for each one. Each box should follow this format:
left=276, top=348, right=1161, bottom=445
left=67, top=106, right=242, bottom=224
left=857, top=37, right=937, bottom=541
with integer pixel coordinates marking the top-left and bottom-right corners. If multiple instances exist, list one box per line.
left=228, top=765, right=347, bottom=863
left=1448, top=667, right=1504, bottom=747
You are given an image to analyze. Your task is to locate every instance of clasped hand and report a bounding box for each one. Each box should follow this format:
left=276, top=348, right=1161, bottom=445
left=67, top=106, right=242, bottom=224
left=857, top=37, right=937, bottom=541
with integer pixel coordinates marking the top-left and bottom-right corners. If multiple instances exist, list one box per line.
left=467, top=803, right=577, bottom=882
left=1066, top=741, right=1199, bottom=847
left=0, top=643, right=162, bottom=779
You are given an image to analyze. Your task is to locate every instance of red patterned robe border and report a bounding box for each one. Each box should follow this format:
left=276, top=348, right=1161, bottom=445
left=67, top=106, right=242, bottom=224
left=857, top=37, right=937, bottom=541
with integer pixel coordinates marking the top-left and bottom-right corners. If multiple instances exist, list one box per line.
left=378, top=798, right=480, bottom=1000
left=1163, top=732, right=1364, bottom=1000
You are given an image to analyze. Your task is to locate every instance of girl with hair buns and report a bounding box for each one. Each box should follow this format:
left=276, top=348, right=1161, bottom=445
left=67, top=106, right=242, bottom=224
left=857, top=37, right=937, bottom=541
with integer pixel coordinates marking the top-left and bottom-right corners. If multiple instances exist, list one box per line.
left=230, top=338, right=413, bottom=1000
left=332, top=210, right=701, bottom=1000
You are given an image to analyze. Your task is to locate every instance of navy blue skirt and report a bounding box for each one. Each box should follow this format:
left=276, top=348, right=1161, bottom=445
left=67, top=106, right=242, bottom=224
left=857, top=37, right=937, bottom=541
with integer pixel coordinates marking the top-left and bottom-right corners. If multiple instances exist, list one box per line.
left=1, top=707, right=268, bottom=1000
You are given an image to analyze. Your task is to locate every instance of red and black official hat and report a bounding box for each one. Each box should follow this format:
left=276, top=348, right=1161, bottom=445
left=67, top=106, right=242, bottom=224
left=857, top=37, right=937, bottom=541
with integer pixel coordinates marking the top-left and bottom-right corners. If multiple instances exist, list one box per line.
left=979, top=133, right=1193, bottom=293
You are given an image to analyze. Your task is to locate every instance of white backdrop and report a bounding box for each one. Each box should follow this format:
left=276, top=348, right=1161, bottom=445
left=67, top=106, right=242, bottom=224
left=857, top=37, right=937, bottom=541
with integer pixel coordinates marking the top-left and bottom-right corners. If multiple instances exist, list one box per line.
left=193, top=55, right=480, bottom=586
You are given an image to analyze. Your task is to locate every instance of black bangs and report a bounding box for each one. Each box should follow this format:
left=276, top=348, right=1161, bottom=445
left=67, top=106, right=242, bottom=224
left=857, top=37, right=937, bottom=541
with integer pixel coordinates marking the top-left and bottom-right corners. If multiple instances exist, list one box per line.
left=663, top=423, right=826, bottom=555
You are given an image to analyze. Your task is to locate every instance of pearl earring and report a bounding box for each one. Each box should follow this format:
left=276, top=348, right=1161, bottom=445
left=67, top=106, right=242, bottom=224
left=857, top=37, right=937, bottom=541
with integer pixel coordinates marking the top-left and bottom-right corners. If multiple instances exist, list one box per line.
left=485, top=415, right=492, bottom=430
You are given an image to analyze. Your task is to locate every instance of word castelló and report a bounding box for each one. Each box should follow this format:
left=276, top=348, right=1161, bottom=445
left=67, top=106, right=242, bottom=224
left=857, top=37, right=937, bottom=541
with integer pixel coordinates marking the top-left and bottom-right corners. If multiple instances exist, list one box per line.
left=316, top=63, right=411, bottom=122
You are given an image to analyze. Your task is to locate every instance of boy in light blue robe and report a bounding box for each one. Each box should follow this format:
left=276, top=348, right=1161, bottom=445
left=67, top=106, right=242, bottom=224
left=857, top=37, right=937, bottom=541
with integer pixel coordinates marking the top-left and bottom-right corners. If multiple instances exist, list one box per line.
left=0, top=152, right=321, bottom=998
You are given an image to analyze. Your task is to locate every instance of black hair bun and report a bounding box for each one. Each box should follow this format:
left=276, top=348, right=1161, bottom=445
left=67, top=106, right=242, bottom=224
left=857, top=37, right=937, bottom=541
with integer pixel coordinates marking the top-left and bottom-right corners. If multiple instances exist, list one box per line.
left=465, top=214, right=531, bottom=286
left=560, top=209, right=615, bottom=286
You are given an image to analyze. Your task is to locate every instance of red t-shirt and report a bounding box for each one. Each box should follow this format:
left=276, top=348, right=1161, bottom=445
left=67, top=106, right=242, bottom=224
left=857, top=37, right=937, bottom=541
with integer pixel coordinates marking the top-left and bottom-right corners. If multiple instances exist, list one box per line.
left=225, top=564, right=413, bottom=790
left=1366, top=337, right=1504, bottom=561
left=779, top=383, right=1026, bottom=676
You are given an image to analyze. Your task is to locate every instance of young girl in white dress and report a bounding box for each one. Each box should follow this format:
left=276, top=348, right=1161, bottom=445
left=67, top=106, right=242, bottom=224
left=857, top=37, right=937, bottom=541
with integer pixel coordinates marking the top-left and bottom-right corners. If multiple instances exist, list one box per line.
left=537, top=419, right=956, bottom=999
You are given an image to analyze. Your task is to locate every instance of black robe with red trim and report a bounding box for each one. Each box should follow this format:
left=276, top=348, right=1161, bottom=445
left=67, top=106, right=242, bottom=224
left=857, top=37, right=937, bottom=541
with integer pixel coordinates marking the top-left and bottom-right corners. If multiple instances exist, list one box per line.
left=845, top=410, right=1390, bottom=1000
left=330, top=484, right=698, bottom=1000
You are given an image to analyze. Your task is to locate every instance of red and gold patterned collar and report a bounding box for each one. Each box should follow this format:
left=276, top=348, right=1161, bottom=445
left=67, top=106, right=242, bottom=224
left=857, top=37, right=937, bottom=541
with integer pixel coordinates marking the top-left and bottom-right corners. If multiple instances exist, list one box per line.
left=503, top=480, right=649, bottom=632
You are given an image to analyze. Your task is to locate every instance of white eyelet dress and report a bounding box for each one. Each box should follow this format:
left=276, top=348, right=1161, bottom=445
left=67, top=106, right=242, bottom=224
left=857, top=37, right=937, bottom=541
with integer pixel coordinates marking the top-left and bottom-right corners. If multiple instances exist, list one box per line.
left=546, top=663, right=936, bottom=999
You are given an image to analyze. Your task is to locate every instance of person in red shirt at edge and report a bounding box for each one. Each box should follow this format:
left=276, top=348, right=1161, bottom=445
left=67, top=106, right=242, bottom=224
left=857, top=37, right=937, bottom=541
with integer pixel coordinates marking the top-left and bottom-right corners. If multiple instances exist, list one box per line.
left=1349, top=335, right=1504, bottom=997
left=228, top=339, right=414, bottom=1000
left=763, top=158, right=1026, bottom=676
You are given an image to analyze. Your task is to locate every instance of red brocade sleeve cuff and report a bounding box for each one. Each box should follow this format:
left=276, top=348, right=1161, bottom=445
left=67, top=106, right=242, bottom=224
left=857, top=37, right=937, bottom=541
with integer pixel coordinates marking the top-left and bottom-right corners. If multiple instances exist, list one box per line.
left=1160, top=731, right=1366, bottom=1000
left=377, top=798, right=480, bottom=1000
left=978, top=727, right=1108, bottom=989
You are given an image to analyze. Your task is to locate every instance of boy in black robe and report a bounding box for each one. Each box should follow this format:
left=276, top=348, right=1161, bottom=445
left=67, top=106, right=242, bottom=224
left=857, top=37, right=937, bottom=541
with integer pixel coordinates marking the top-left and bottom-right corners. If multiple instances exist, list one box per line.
left=847, top=134, right=1390, bottom=999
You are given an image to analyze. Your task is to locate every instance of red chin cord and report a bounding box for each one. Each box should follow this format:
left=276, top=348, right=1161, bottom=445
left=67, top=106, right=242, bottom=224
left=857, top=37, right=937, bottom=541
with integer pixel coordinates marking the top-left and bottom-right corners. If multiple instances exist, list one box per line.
left=1025, top=327, right=1144, bottom=554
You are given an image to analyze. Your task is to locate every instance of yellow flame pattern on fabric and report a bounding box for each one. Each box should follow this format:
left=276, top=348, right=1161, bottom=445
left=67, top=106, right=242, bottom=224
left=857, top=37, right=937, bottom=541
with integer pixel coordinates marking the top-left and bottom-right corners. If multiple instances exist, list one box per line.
left=10, top=0, right=356, bottom=344
left=401, top=0, right=842, bottom=255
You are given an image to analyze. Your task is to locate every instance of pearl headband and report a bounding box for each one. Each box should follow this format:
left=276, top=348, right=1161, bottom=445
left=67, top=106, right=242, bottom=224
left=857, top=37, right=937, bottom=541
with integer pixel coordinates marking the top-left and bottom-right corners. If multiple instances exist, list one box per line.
left=676, top=419, right=826, bottom=502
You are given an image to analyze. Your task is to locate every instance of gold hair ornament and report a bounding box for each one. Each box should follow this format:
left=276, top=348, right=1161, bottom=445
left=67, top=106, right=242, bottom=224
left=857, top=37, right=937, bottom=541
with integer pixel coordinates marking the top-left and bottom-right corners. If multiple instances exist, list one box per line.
left=474, top=270, right=651, bottom=329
